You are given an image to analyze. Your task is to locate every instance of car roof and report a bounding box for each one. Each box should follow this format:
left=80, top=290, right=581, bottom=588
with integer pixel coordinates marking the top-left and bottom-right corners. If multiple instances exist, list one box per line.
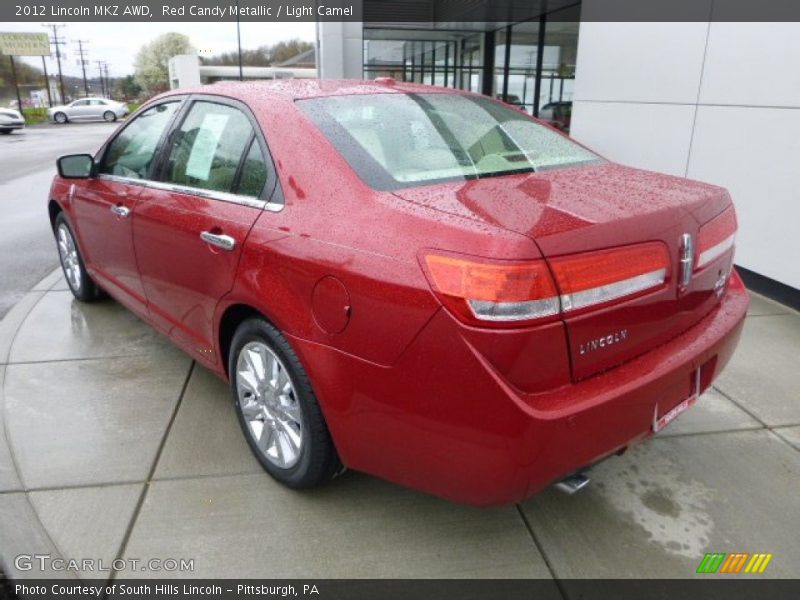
left=166, top=78, right=472, bottom=104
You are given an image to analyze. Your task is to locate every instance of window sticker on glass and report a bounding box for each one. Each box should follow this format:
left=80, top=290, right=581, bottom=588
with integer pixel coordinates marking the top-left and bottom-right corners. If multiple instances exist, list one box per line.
left=185, top=113, right=230, bottom=181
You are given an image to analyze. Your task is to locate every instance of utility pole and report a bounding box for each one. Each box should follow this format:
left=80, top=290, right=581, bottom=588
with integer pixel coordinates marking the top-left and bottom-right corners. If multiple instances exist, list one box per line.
left=43, top=24, right=67, bottom=103
left=73, top=39, right=90, bottom=97
left=95, top=61, right=106, bottom=97
left=8, top=56, right=23, bottom=112
left=235, top=0, right=243, bottom=80
left=102, top=63, right=111, bottom=98
left=41, top=56, right=52, bottom=107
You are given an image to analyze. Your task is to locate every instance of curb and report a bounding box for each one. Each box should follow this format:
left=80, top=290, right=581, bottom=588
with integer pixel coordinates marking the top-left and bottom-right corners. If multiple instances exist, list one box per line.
left=0, top=267, right=81, bottom=581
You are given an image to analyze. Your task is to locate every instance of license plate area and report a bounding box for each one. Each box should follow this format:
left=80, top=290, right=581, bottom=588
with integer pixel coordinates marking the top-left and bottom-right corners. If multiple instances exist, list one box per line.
left=652, top=369, right=701, bottom=433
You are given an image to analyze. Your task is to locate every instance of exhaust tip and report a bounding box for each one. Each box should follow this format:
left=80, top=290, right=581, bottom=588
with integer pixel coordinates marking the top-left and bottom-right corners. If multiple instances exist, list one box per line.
left=554, top=473, right=591, bottom=495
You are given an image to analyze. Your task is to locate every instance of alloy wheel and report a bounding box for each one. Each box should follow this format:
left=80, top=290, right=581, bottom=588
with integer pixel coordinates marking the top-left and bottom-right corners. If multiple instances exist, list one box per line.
left=57, top=223, right=82, bottom=293
left=236, top=341, right=304, bottom=469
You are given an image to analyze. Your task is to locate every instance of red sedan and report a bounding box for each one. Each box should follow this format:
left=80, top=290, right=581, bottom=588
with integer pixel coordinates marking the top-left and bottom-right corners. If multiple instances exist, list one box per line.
left=48, top=80, right=748, bottom=505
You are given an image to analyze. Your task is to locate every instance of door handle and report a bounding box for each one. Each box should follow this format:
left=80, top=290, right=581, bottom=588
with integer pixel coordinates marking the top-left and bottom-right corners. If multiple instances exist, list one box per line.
left=200, top=231, right=236, bottom=251
left=110, top=204, right=130, bottom=218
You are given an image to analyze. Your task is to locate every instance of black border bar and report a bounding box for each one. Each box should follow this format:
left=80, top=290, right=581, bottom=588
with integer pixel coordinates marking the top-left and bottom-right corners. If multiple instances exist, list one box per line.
left=4, top=579, right=800, bottom=600
left=4, top=0, right=800, bottom=23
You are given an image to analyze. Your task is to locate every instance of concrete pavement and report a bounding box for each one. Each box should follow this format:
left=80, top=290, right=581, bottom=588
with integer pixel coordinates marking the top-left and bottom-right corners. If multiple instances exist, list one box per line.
left=0, top=270, right=799, bottom=580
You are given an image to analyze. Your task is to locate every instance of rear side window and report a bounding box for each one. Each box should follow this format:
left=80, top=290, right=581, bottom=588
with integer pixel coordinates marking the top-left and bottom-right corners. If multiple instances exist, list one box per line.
left=162, top=101, right=255, bottom=194
left=100, top=101, right=180, bottom=179
left=236, top=140, right=268, bottom=197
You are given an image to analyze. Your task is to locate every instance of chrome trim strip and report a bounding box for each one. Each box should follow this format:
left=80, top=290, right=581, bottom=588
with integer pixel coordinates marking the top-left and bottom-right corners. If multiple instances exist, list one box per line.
left=698, top=234, right=735, bottom=269
left=467, top=297, right=561, bottom=321
left=561, top=268, right=667, bottom=312
left=96, top=174, right=281, bottom=212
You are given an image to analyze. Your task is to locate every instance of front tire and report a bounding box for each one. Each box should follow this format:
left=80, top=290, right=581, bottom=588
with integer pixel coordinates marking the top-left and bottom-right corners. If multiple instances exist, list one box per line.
left=54, top=213, right=100, bottom=302
left=54, top=112, right=68, bottom=124
left=0, top=129, right=12, bottom=135
left=103, top=110, right=117, bottom=122
left=229, top=318, right=341, bottom=488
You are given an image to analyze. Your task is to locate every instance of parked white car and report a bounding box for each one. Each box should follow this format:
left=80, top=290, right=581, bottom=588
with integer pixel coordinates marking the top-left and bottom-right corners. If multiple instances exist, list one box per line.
left=0, top=108, right=25, bottom=134
left=48, top=98, right=129, bottom=124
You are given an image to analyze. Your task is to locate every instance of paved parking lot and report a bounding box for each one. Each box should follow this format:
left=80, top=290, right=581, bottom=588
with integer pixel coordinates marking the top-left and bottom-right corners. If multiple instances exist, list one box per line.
left=0, top=268, right=798, bottom=580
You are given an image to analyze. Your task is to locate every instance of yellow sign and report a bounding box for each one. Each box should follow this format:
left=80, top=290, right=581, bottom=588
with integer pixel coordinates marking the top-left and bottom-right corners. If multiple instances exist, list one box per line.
left=0, top=32, right=50, bottom=57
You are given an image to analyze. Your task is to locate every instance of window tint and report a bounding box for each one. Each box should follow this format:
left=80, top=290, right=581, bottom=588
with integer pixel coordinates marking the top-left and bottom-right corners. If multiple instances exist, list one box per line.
left=100, top=101, right=179, bottom=179
left=299, top=93, right=600, bottom=190
left=236, top=141, right=268, bottom=197
left=72, top=100, right=89, bottom=107
left=163, top=101, right=254, bottom=194
left=90, top=99, right=107, bottom=106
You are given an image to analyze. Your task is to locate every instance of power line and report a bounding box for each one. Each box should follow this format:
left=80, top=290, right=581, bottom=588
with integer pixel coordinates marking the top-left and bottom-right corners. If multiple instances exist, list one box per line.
left=73, top=39, right=90, bottom=97
left=42, top=24, right=67, bottom=103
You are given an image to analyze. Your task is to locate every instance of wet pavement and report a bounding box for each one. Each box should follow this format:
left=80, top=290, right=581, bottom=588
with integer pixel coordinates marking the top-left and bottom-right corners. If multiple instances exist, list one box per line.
left=0, top=270, right=799, bottom=580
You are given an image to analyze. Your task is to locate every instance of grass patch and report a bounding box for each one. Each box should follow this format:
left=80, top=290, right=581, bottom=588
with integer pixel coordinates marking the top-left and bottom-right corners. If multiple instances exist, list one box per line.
left=22, top=107, right=49, bottom=125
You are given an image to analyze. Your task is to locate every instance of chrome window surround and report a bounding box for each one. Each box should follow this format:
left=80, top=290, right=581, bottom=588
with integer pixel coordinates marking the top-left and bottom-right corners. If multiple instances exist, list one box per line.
left=97, top=174, right=283, bottom=212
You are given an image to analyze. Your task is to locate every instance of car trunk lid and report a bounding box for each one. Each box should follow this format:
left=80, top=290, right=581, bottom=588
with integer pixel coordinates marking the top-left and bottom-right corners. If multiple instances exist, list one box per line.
left=394, top=162, right=736, bottom=381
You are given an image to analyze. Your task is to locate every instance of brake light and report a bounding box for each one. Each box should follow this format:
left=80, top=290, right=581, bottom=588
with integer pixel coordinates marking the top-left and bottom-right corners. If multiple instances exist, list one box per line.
left=423, top=255, right=559, bottom=326
left=423, top=242, right=670, bottom=326
left=550, top=242, right=670, bottom=311
left=696, top=206, right=737, bottom=269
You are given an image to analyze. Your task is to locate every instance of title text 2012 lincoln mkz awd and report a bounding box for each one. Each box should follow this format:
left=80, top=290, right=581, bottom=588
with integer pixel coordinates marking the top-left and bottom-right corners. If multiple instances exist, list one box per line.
left=49, top=80, right=747, bottom=505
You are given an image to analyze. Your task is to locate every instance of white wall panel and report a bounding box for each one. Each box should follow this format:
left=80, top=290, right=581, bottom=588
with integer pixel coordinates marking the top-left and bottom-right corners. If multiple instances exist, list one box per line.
left=699, top=23, right=800, bottom=108
left=570, top=101, right=696, bottom=176
left=573, top=22, right=709, bottom=104
left=687, top=106, right=800, bottom=289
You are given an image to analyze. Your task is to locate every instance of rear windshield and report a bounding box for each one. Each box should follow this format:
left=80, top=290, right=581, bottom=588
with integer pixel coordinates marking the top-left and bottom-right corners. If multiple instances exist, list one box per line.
left=298, top=93, right=601, bottom=190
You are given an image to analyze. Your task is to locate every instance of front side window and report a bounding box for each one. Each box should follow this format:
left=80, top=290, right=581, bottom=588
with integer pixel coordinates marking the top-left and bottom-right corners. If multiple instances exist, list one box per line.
left=299, top=93, right=601, bottom=190
left=99, top=101, right=180, bottom=179
left=163, top=101, right=255, bottom=194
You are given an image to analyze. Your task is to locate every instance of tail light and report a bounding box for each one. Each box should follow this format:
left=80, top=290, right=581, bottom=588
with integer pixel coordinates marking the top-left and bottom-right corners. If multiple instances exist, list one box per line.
left=422, top=255, right=560, bottom=327
left=549, top=242, right=670, bottom=312
left=422, top=242, right=670, bottom=327
left=696, top=206, right=737, bottom=270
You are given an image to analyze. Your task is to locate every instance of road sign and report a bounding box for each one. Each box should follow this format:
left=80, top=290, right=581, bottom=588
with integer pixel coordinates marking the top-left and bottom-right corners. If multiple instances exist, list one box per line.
left=0, top=31, right=51, bottom=56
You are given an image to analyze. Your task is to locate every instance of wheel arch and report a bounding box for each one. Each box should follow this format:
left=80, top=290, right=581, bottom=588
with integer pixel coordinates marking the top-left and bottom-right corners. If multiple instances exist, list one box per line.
left=48, top=199, right=64, bottom=232
left=217, top=303, right=271, bottom=378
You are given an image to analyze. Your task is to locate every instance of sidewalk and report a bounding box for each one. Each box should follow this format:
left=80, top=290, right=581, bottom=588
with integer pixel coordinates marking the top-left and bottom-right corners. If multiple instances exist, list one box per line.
left=1, top=269, right=799, bottom=580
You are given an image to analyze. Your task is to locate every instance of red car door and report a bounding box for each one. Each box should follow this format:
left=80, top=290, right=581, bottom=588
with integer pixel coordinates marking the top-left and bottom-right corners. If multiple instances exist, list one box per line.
left=72, top=99, right=183, bottom=315
left=132, top=97, right=276, bottom=368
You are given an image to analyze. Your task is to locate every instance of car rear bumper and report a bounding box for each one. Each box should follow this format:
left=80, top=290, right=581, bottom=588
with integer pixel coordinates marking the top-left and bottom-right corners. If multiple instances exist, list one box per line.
left=291, top=270, right=749, bottom=505
left=0, top=121, right=24, bottom=129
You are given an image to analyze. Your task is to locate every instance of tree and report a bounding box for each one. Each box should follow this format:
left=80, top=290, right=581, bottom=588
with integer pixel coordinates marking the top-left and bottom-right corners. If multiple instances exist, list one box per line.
left=269, top=40, right=313, bottom=65
left=200, top=39, right=313, bottom=67
left=116, top=75, right=142, bottom=101
left=134, top=32, right=193, bottom=95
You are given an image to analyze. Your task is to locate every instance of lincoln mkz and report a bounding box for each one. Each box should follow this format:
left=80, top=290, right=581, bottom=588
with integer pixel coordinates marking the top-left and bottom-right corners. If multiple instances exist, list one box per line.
left=49, top=80, right=748, bottom=505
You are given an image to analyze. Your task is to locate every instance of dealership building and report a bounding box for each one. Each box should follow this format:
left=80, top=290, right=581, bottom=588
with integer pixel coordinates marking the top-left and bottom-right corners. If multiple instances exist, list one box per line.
left=312, top=2, right=800, bottom=299
left=170, top=1, right=798, bottom=298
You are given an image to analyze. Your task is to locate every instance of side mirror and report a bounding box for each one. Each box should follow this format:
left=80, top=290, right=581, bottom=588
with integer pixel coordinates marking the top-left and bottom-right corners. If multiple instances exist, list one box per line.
left=57, top=154, right=95, bottom=179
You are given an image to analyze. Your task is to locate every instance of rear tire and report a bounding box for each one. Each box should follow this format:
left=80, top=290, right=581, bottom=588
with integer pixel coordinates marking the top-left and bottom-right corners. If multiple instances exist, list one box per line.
left=103, top=110, right=116, bottom=122
left=54, top=112, right=68, bottom=124
left=0, top=129, right=11, bottom=135
left=54, top=213, right=100, bottom=302
left=229, top=317, right=341, bottom=488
